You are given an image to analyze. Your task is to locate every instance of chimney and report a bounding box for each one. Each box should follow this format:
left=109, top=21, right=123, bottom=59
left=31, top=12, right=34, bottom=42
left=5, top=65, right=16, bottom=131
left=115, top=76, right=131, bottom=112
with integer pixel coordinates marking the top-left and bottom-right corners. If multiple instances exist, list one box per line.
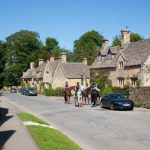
left=83, top=57, right=87, bottom=65
left=121, top=27, right=130, bottom=47
left=102, top=38, right=109, bottom=49
left=38, top=58, right=44, bottom=66
left=61, top=53, right=67, bottom=63
left=30, top=62, right=35, bottom=69
left=50, top=56, right=55, bottom=62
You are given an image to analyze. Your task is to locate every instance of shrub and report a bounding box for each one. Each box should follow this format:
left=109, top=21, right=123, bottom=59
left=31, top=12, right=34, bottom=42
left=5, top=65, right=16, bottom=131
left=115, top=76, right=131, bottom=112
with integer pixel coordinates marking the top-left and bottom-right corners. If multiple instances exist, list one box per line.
left=44, top=86, right=64, bottom=96
left=54, top=87, right=64, bottom=96
left=102, top=87, right=112, bottom=96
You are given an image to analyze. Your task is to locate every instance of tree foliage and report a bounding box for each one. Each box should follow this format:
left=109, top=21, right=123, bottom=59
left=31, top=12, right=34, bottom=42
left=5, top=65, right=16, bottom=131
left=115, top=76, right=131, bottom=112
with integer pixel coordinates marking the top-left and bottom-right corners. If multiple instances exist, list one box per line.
left=112, top=36, right=121, bottom=47
left=4, top=30, right=42, bottom=86
left=112, top=33, right=144, bottom=47
left=0, top=41, right=6, bottom=88
left=45, top=37, right=59, bottom=53
left=73, top=30, right=104, bottom=65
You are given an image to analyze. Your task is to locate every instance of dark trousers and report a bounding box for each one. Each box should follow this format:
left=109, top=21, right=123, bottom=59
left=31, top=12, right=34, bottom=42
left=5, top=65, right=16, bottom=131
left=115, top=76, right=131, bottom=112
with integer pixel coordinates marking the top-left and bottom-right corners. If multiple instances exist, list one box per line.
left=91, top=94, right=97, bottom=106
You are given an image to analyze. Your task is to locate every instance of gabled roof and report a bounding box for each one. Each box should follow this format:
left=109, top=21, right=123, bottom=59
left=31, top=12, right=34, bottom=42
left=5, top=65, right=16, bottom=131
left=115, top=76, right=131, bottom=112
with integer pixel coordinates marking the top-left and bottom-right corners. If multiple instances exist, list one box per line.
left=23, top=69, right=34, bottom=79
left=91, top=38, right=150, bottom=69
left=60, top=62, right=90, bottom=78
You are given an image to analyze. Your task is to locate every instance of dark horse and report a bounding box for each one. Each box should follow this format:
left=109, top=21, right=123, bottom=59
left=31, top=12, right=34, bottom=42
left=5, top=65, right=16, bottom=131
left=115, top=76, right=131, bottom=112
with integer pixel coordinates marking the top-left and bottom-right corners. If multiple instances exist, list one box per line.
left=82, top=86, right=91, bottom=105
left=64, top=86, right=75, bottom=104
left=82, top=86, right=101, bottom=105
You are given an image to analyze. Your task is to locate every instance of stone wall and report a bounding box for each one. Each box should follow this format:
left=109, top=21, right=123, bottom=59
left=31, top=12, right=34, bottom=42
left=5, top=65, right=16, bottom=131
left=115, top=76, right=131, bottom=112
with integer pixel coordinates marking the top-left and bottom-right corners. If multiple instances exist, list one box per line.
left=129, top=87, right=150, bottom=108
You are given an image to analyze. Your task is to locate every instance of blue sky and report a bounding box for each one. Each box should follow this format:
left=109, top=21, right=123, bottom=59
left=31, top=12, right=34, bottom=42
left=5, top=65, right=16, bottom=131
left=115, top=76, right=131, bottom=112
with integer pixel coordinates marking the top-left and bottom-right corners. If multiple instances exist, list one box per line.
left=0, top=0, right=150, bottom=50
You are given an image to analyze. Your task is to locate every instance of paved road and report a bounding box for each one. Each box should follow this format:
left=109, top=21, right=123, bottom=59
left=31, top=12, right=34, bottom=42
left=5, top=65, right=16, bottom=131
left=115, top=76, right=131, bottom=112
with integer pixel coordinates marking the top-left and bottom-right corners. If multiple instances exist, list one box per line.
left=2, top=92, right=150, bottom=150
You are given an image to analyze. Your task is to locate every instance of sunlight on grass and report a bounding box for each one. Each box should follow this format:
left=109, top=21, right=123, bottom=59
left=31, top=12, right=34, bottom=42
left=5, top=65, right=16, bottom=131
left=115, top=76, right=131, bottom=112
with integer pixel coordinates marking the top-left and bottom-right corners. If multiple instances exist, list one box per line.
left=18, top=113, right=48, bottom=125
left=28, top=126, right=82, bottom=150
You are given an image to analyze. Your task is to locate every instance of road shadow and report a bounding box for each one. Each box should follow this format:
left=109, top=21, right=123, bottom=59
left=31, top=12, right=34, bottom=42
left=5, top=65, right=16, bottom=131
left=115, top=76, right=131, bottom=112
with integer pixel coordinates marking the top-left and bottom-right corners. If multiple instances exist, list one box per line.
left=0, top=130, right=16, bottom=150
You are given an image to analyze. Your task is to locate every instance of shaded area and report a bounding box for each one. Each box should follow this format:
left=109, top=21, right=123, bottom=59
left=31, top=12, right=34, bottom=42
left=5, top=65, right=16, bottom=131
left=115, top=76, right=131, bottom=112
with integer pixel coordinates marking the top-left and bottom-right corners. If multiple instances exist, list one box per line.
left=0, top=107, right=9, bottom=117
left=0, top=130, right=16, bottom=150
left=0, top=115, right=13, bottom=126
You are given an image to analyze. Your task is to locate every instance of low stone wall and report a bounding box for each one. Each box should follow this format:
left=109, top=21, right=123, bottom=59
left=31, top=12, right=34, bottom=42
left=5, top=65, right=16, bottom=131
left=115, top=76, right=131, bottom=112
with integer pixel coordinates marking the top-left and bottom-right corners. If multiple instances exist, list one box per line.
left=129, top=87, right=150, bottom=108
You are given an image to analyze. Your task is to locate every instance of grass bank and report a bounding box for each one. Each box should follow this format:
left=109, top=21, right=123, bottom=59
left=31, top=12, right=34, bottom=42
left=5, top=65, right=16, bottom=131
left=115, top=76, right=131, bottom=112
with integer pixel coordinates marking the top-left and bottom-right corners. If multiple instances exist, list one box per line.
left=18, top=113, right=82, bottom=150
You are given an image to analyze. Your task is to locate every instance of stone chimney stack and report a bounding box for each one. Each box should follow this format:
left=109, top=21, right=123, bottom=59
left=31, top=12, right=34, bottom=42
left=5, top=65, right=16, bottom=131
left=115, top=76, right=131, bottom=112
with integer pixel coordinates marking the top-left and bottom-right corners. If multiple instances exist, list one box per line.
left=30, top=62, right=35, bottom=69
left=121, top=27, right=130, bottom=47
left=50, top=56, right=55, bottom=62
left=38, top=59, right=44, bottom=66
left=61, top=53, right=67, bottom=63
left=83, top=57, right=87, bottom=65
left=102, top=38, right=109, bottom=49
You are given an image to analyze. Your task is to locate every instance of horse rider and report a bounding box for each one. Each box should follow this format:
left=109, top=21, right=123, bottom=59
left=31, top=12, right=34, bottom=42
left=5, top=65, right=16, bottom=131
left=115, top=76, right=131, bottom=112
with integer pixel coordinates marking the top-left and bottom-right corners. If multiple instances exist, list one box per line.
left=75, top=82, right=84, bottom=107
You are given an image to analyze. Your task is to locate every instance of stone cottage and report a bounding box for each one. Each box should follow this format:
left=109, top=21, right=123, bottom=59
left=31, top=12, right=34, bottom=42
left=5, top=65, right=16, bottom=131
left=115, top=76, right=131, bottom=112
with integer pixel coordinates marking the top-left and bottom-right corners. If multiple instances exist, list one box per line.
left=23, top=53, right=90, bottom=91
left=91, top=28, right=150, bottom=87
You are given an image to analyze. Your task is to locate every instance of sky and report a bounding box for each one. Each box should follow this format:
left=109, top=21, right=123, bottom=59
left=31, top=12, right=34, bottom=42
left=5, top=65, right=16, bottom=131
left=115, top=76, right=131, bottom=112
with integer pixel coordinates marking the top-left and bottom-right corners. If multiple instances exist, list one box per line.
left=0, top=0, right=150, bottom=51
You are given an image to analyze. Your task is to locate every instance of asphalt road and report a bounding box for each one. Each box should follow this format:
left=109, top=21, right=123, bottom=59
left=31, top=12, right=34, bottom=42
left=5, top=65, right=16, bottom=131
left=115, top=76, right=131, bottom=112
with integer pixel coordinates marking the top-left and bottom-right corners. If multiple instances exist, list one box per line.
left=2, top=92, right=150, bottom=150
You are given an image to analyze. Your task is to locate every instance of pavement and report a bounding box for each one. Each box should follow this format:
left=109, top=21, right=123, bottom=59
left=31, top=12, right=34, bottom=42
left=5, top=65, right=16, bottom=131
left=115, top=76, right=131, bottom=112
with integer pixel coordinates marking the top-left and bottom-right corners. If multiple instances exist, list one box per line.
left=0, top=97, right=39, bottom=150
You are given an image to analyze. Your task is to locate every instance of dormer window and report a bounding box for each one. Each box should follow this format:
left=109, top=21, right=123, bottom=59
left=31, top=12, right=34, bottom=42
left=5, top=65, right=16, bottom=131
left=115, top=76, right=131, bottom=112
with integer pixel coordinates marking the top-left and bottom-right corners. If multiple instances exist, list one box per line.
left=108, top=52, right=112, bottom=60
left=99, top=55, right=104, bottom=62
left=119, top=61, right=123, bottom=69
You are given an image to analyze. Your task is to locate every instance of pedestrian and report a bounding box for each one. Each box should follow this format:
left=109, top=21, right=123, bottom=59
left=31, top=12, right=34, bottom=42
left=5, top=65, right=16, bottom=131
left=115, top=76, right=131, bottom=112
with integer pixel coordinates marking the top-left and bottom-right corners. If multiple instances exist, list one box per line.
left=91, top=83, right=100, bottom=107
left=64, top=82, right=69, bottom=104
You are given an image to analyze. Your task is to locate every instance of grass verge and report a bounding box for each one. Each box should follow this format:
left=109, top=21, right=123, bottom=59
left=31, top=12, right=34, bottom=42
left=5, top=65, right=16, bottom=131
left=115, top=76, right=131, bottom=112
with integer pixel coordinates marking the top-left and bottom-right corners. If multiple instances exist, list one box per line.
left=18, top=113, right=82, bottom=150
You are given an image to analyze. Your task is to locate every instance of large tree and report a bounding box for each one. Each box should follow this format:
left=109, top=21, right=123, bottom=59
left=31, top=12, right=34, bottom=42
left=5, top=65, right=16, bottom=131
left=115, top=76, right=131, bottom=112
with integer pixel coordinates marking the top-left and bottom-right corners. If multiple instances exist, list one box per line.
left=4, top=30, right=42, bottom=87
left=73, top=30, right=104, bottom=65
left=112, top=33, right=144, bottom=47
left=0, top=41, right=6, bottom=89
left=45, top=37, right=59, bottom=53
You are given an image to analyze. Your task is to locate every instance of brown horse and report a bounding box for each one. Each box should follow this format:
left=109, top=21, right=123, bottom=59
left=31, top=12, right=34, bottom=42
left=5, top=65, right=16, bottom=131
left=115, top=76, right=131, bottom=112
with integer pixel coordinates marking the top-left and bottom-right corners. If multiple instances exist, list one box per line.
left=64, top=86, right=75, bottom=104
left=82, top=86, right=101, bottom=105
left=82, top=86, right=91, bottom=105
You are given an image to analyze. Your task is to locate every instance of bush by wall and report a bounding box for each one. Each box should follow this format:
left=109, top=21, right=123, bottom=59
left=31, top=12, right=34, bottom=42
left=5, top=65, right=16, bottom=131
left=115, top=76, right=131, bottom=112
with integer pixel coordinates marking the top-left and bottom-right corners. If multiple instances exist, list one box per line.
left=44, top=86, right=64, bottom=96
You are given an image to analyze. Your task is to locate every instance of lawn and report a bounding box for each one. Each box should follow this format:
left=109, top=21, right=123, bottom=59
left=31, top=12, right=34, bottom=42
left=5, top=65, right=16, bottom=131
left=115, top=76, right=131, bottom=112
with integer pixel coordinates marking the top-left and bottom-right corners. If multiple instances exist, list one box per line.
left=18, top=113, right=82, bottom=150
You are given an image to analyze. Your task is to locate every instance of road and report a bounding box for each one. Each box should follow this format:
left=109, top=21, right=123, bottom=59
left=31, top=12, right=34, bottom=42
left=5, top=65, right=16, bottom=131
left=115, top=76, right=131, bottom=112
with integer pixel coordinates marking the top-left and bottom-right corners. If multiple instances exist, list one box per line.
left=1, top=92, right=150, bottom=150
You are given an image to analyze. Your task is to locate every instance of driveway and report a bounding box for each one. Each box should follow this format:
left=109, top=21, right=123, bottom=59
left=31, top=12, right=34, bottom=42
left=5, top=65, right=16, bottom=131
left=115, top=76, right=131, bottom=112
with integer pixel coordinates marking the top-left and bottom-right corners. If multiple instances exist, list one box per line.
left=2, top=92, right=150, bottom=150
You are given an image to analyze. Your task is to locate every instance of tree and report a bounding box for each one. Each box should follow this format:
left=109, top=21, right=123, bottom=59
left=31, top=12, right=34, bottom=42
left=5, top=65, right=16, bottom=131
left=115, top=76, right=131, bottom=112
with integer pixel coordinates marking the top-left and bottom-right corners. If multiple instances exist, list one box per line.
left=130, top=33, right=144, bottom=42
left=45, top=37, right=59, bottom=53
left=73, top=30, right=104, bottom=65
left=112, top=36, right=121, bottom=47
left=0, top=41, right=6, bottom=89
left=4, top=30, right=42, bottom=87
left=112, top=33, right=144, bottom=47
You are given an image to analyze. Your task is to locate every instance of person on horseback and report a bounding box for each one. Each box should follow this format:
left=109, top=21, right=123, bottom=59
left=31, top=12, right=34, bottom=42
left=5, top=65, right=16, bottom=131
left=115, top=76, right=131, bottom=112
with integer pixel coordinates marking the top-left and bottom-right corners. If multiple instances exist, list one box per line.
left=75, top=82, right=84, bottom=107
left=91, top=83, right=100, bottom=107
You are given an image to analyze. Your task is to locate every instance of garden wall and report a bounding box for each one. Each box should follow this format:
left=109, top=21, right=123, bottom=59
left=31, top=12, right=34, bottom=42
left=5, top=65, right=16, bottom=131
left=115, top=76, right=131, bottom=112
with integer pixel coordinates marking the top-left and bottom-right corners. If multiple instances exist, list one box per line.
left=129, top=87, right=150, bottom=108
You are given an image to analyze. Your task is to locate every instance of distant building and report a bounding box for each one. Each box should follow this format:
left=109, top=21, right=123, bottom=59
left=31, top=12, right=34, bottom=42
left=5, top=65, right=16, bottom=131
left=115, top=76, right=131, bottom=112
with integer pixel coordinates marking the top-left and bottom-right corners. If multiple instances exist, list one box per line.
left=91, top=28, right=150, bottom=87
left=22, top=53, right=90, bottom=91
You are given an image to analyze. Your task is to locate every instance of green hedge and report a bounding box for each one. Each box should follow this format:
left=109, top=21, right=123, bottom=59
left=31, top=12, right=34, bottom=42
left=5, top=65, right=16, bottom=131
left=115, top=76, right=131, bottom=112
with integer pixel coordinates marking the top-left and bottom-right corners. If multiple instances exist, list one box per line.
left=44, top=87, right=64, bottom=96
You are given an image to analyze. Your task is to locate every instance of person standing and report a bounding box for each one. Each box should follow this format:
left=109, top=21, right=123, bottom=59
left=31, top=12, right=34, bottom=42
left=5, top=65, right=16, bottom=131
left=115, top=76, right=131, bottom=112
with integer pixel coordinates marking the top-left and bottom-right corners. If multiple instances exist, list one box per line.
left=64, top=82, right=69, bottom=104
left=91, top=84, right=100, bottom=107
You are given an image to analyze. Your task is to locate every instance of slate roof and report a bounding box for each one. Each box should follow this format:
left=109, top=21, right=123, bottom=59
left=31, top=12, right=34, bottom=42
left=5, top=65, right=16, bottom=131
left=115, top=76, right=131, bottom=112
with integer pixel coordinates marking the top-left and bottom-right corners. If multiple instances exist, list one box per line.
left=60, top=63, right=90, bottom=78
left=23, top=69, right=34, bottom=79
left=23, top=60, right=90, bottom=79
left=91, top=38, right=150, bottom=69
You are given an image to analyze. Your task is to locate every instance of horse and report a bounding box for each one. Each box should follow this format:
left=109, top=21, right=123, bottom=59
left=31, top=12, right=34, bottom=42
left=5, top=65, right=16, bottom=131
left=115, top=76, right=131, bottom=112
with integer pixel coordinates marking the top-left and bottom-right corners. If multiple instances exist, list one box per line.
left=82, top=86, right=91, bottom=105
left=64, top=86, right=75, bottom=104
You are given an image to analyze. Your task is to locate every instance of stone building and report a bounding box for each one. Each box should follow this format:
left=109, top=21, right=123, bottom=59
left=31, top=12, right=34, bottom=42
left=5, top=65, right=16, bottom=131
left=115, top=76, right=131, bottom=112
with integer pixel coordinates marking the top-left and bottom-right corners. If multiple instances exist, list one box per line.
left=23, top=53, right=90, bottom=91
left=91, top=28, right=150, bottom=87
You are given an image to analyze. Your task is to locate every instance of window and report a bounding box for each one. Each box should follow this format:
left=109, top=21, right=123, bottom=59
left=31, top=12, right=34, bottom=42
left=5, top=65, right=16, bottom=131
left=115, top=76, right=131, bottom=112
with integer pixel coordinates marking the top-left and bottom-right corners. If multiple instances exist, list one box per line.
left=118, top=78, right=124, bottom=86
left=131, top=78, right=137, bottom=87
left=108, top=53, right=112, bottom=60
left=99, top=55, right=104, bottom=62
left=119, top=61, right=123, bottom=69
